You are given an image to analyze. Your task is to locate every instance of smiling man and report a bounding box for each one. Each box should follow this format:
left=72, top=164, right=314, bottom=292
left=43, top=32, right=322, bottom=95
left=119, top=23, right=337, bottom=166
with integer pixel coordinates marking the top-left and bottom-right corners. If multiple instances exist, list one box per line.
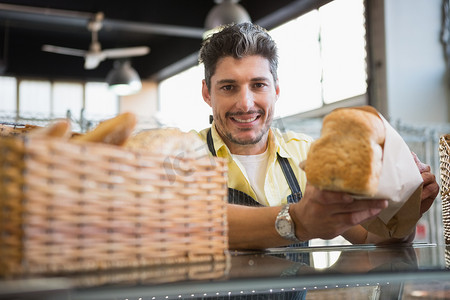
left=203, top=55, right=276, bottom=155
left=196, top=22, right=439, bottom=250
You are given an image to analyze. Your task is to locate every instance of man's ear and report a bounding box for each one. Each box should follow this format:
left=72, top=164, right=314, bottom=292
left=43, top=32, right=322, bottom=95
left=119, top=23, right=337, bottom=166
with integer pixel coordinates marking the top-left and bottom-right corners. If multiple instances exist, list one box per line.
left=275, top=78, right=280, bottom=102
left=202, top=80, right=212, bottom=107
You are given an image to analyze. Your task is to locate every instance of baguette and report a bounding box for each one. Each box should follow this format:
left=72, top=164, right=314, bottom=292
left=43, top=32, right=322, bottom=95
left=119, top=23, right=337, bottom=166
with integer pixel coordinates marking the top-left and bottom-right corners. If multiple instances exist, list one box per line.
left=29, top=119, right=72, bottom=139
left=71, top=112, right=137, bottom=146
left=302, top=106, right=385, bottom=196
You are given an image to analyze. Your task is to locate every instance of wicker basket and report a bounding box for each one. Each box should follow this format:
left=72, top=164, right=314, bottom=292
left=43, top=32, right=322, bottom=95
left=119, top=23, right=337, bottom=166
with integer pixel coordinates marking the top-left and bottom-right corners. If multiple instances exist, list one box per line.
left=440, top=134, right=450, bottom=245
left=0, top=135, right=228, bottom=276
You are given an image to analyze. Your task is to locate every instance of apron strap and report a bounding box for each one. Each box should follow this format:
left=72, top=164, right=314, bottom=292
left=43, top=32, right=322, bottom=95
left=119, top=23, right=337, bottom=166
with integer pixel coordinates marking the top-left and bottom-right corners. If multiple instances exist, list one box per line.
left=277, top=153, right=303, bottom=203
left=228, top=188, right=263, bottom=207
left=206, top=128, right=217, bottom=156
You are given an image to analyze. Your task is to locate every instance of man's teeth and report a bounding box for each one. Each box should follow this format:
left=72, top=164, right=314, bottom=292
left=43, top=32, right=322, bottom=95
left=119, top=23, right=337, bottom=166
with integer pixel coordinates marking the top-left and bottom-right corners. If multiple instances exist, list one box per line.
left=233, top=116, right=258, bottom=123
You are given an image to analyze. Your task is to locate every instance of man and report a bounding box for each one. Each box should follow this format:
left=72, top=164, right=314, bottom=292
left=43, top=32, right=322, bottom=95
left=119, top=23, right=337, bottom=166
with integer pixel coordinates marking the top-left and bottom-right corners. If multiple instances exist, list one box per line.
left=197, top=22, right=439, bottom=250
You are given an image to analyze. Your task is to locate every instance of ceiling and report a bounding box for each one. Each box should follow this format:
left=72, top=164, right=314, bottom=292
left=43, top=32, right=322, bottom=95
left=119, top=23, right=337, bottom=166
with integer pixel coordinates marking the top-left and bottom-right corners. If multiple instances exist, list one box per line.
left=0, top=0, right=332, bottom=83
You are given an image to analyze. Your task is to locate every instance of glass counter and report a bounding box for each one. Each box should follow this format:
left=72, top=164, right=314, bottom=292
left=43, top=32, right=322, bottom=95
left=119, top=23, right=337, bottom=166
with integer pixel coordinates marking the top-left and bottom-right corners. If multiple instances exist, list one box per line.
left=1, top=243, right=450, bottom=300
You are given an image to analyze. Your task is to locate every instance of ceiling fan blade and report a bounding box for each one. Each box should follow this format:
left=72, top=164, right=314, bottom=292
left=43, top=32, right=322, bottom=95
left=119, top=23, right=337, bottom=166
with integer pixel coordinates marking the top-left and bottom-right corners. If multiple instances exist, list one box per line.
left=42, top=44, right=86, bottom=57
left=102, top=46, right=150, bottom=59
left=84, top=52, right=105, bottom=69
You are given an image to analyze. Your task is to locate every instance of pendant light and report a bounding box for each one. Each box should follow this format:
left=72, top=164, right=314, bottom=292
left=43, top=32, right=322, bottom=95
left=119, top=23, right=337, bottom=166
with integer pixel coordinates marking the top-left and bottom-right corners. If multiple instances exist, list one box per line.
left=204, top=0, right=251, bottom=38
left=106, top=59, right=142, bottom=96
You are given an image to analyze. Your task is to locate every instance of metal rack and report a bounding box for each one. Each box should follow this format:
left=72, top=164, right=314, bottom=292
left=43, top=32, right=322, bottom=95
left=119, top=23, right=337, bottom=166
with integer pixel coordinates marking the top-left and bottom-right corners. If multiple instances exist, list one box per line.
left=0, top=110, right=161, bottom=133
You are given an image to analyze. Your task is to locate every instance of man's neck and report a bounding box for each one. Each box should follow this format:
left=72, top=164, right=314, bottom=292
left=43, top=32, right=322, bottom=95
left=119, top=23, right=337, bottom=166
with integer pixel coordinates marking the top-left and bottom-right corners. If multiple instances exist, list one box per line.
left=224, top=132, right=270, bottom=155
left=229, top=142, right=267, bottom=155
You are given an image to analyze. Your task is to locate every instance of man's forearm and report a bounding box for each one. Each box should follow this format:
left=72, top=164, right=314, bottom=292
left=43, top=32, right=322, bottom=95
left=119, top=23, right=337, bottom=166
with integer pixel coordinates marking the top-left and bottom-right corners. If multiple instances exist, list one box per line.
left=227, top=204, right=293, bottom=249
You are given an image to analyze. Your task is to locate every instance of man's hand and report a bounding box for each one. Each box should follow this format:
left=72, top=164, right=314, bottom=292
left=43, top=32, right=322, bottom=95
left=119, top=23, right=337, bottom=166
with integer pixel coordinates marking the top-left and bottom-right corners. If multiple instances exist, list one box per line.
left=412, top=152, right=439, bottom=215
left=290, top=184, right=388, bottom=241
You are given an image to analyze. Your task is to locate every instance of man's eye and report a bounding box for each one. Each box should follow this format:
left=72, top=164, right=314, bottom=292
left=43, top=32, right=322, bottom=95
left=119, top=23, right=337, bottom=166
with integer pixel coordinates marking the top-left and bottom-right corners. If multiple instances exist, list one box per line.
left=221, top=85, right=233, bottom=91
left=254, top=83, right=266, bottom=88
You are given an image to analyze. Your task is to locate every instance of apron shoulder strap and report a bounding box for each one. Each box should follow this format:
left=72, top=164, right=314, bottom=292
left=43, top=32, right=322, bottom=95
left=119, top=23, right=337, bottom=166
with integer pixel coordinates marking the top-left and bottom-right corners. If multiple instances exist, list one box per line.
left=206, top=128, right=217, bottom=156
left=277, top=153, right=302, bottom=202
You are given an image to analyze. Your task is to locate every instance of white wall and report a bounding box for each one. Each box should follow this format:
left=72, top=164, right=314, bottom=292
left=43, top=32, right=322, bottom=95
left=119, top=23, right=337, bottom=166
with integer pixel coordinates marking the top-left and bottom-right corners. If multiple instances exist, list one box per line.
left=384, top=0, right=449, bottom=124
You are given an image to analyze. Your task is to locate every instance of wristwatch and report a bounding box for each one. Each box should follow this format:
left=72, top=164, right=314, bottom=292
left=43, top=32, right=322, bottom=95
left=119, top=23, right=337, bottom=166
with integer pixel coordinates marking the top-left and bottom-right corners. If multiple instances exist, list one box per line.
left=275, top=204, right=300, bottom=243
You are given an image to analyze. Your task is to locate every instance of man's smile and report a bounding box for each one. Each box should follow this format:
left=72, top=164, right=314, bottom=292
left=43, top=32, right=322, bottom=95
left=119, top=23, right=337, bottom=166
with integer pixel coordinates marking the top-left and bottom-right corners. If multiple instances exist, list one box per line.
left=227, top=111, right=263, bottom=125
left=231, top=115, right=260, bottom=123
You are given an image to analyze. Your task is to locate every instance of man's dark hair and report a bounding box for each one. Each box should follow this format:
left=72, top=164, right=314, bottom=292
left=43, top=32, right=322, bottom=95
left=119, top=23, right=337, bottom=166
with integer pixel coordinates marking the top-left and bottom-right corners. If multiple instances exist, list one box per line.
left=199, top=22, right=279, bottom=91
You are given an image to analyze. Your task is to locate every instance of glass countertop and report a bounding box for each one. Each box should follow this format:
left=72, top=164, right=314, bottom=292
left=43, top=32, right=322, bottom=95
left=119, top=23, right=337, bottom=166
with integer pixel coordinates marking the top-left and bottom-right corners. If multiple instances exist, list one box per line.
left=2, top=243, right=450, bottom=300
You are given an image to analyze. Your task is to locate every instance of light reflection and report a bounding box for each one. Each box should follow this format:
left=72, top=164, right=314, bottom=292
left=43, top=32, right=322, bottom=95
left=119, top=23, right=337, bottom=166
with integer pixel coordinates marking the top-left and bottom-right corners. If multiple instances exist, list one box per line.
left=312, top=250, right=342, bottom=269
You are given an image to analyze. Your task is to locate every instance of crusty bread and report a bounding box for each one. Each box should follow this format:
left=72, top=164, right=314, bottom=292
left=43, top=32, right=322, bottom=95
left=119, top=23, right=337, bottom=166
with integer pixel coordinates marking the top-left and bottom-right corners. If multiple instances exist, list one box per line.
left=0, top=124, right=40, bottom=137
left=124, top=128, right=208, bottom=158
left=0, top=124, right=14, bottom=137
left=29, top=119, right=72, bottom=139
left=71, top=112, right=137, bottom=146
left=302, top=106, right=385, bottom=196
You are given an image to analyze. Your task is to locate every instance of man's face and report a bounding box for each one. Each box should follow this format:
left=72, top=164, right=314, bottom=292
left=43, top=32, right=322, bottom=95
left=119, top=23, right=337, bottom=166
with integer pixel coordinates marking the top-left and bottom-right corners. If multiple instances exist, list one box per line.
left=202, top=55, right=279, bottom=154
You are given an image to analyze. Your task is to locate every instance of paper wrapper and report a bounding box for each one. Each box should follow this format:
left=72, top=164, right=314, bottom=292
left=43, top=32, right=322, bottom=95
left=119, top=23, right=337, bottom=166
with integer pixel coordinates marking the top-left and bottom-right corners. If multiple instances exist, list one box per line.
left=359, top=114, right=423, bottom=239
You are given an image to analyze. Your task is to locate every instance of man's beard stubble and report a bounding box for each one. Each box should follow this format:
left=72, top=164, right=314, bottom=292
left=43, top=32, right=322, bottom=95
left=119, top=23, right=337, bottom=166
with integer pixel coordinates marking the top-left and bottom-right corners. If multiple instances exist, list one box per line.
left=215, top=110, right=273, bottom=146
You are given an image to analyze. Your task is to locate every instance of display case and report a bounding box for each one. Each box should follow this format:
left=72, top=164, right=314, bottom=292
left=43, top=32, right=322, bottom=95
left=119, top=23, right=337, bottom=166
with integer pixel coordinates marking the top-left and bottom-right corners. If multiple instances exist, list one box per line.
left=1, top=243, right=450, bottom=300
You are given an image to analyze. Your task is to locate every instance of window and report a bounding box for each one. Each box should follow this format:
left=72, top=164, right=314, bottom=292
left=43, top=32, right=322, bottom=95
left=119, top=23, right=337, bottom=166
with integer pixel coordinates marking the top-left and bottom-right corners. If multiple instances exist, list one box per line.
left=0, top=76, right=16, bottom=113
left=84, top=82, right=118, bottom=120
left=19, top=80, right=51, bottom=118
left=158, top=65, right=210, bottom=132
left=320, top=0, right=367, bottom=103
left=52, top=82, right=83, bottom=119
left=270, top=11, right=323, bottom=117
left=158, top=0, right=367, bottom=129
left=0, top=77, right=118, bottom=130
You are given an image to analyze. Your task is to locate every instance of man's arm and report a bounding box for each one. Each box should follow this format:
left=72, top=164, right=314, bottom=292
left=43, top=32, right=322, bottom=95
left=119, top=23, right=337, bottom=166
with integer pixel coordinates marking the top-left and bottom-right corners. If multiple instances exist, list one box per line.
left=227, top=184, right=388, bottom=249
left=227, top=204, right=293, bottom=249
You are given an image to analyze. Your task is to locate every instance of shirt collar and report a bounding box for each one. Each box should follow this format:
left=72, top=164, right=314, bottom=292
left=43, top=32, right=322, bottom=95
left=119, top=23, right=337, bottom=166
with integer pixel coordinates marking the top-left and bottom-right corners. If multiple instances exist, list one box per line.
left=210, top=122, right=232, bottom=158
left=270, top=128, right=292, bottom=159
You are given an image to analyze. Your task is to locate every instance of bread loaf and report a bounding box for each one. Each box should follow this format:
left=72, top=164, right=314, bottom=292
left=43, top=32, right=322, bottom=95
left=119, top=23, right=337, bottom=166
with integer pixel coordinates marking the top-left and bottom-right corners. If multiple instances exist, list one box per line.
left=124, top=128, right=208, bottom=158
left=302, top=106, right=385, bottom=196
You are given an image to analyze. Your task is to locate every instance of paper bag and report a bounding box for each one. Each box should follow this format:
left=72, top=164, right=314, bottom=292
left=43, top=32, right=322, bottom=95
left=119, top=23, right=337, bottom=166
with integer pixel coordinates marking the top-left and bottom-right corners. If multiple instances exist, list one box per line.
left=360, top=115, right=423, bottom=239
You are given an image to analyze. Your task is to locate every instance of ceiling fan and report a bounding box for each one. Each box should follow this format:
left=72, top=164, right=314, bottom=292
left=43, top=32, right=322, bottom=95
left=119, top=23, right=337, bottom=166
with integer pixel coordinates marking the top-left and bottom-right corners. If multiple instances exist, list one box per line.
left=42, top=12, right=150, bottom=70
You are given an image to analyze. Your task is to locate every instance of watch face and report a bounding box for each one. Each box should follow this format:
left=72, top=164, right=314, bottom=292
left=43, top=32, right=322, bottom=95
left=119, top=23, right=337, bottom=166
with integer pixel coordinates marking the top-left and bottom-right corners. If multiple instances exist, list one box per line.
left=276, top=219, right=291, bottom=235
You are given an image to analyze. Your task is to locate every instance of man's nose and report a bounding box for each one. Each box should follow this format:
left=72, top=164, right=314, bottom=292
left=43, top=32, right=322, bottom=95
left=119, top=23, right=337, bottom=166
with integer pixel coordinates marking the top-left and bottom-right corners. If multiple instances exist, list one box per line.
left=235, top=87, right=254, bottom=111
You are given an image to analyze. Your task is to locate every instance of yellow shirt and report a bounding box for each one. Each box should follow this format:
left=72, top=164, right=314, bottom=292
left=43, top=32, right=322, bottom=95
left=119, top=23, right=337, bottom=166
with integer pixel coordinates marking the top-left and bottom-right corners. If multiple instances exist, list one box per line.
left=196, top=124, right=313, bottom=207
